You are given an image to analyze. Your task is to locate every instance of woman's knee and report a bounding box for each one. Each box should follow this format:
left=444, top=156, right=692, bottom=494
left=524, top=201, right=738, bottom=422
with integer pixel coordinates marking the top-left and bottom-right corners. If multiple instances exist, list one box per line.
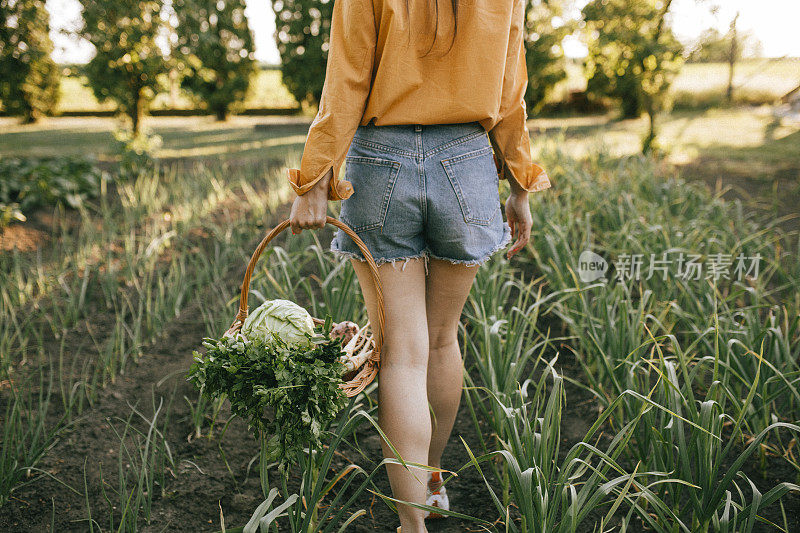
left=427, top=323, right=458, bottom=353
left=382, top=334, right=429, bottom=369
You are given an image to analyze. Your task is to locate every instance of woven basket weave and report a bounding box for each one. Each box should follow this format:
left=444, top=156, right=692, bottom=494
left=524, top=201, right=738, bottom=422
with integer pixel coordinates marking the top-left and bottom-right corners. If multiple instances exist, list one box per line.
left=223, top=216, right=385, bottom=397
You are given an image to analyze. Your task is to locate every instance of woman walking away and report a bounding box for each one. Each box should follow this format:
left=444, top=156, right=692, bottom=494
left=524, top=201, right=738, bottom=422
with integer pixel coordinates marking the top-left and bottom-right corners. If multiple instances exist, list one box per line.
left=288, top=0, right=551, bottom=531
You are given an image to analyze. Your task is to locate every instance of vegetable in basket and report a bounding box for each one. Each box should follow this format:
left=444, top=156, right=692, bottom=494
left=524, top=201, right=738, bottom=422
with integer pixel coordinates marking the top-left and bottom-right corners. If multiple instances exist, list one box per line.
left=188, top=300, right=350, bottom=472
left=241, top=298, right=316, bottom=348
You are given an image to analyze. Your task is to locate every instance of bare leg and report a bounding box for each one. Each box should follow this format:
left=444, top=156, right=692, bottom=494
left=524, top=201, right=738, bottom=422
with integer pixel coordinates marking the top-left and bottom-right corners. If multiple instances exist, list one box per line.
left=350, top=257, right=430, bottom=533
left=424, top=259, right=478, bottom=481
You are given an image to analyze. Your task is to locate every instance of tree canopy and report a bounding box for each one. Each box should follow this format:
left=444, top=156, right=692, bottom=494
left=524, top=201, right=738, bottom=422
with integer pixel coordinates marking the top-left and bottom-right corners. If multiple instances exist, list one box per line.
left=0, top=0, right=59, bottom=123
left=272, top=0, right=333, bottom=108
left=173, top=0, right=256, bottom=121
left=523, top=0, right=570, bottom=114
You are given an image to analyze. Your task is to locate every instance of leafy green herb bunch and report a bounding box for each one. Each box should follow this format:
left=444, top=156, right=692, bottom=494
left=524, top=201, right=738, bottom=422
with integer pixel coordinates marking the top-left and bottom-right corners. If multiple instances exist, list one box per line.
left=188, top=315, right=348, bottom=472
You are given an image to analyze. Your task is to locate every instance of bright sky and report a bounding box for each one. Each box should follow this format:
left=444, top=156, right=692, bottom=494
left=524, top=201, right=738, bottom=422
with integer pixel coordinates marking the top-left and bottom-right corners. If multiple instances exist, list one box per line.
left=48, top=0, right=800, bottom=64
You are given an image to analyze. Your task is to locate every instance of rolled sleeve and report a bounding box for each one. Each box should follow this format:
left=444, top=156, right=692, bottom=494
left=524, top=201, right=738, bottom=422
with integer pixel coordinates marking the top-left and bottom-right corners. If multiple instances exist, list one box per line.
left=287, top=0, right=376, bottom=201
left=487, top=0, right=552, bottom=194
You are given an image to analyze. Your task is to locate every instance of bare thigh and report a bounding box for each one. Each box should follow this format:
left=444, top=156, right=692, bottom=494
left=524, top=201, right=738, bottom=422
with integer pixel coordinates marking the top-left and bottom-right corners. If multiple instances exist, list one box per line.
left=349, top=257, right=429, bottom=368
left=425, top=259, right=478, bottom=349
left=350, top=257, right=478, bottom=361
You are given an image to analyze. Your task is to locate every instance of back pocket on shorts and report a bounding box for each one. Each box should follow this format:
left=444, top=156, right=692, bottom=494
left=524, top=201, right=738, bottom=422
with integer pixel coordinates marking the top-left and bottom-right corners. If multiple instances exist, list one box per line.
left=441, top=146, right=500, bottom=226
left=340, top=156, right=401, bottom=232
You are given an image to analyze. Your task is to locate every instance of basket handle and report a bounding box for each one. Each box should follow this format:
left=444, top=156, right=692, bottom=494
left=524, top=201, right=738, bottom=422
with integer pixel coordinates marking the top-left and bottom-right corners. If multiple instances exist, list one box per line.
left=224, top=217, right=385, bottom=354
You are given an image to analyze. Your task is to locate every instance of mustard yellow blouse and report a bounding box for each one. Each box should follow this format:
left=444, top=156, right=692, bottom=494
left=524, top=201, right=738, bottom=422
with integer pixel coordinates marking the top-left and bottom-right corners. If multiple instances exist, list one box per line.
left=287, top=0, right=552, bottom=201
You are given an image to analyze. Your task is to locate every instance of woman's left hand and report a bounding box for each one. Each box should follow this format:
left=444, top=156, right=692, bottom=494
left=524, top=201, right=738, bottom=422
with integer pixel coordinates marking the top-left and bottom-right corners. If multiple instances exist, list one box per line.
left=505, top=191, right=532, bottom=260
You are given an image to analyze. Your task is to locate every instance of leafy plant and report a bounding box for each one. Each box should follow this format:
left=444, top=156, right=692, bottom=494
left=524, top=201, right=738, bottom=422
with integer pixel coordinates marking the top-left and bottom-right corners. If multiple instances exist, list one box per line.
left=464, top=360, right=684, bottom=533
left=243, top=298, right=316, bottom=349
left=96, top=395, right=175, bottom=531
left=0, top=373, right=68, bottom=506
left=111, top=129, right=162, bottom=180
left=617, top=337, right=800, bottom=532
left=0, top=202, right=25, bottom=226
left=188, top=315, right=348, bottom=471
left=0, top=156, right=108, bottom=225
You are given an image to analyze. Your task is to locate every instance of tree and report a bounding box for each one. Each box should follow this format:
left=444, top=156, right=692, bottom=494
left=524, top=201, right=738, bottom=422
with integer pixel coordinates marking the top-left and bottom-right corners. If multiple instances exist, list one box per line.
left=686, top=28, right=728, bottom=63
left=686, top=22, right=763, bottom=64
left=173, top=0, right=256, bottom=121
left=0, top=0, right=59, bottom=123
left=523, top=0, right=570, bottom=114
left=272, top=0, right=333, bottom=108
left=78, top=0, right=167, bottom=134
left=686, top=13, right=766, bottom=105
left=582, top=0, right=684, bottom=152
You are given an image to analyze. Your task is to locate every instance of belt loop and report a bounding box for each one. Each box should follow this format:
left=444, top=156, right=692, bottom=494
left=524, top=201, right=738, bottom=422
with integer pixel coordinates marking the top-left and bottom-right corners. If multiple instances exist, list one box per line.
left=414, top=124, right=422, bottom=132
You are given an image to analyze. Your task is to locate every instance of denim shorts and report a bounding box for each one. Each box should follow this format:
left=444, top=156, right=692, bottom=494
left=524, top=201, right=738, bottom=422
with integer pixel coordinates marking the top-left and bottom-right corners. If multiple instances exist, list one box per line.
left=330, top=120, right=511, bottom=273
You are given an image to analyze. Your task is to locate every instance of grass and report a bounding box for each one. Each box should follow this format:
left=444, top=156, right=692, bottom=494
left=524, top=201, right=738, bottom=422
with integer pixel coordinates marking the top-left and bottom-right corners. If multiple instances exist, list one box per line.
left=0, top=115, right=314, bottom=160
left=1, top=107, right=797, bottom=228
left=527, top=108, right=800, bottom=169
left=525, top=107, right=800, bottom=228
left=672, top=59, right=800, bottom=109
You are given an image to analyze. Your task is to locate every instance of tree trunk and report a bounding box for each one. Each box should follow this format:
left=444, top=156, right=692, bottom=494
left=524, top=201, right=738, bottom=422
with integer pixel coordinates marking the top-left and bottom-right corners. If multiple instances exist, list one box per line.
left=214, top=105, right=228, bottom=122
left=620, top=93, right=641, bottom=119
left=22, top=105, right=40, bottom=125
left=131, top=86, right=144, bottom=135
left=726, top=13, right=740, bottom=104
left=639, top=0, right=673, bottom=152
left=21, top=94, right=40, bottom=124
left=654, top=0, right=675, bottom=37
left=169, top=68, right=180, bottom=108
left=643, top=101, right=657, bottom=154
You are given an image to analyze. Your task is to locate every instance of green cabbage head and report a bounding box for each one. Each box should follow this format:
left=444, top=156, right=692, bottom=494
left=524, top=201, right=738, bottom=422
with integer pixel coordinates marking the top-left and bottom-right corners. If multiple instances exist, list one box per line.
left=242, top=299, right=315, bottom=348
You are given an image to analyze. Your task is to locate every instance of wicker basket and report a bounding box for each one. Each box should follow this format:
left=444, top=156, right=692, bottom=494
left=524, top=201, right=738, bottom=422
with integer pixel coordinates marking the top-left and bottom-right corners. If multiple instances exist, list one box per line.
left=223, top=216, right=385, bottom=397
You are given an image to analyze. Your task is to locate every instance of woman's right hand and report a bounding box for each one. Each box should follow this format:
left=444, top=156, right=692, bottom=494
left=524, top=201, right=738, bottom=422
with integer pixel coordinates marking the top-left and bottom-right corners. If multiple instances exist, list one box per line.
left=289, top=168, right=333, bottom=234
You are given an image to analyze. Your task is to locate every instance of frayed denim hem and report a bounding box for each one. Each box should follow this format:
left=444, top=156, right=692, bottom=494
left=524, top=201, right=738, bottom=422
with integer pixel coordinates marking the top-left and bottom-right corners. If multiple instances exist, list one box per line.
left=330, top=245, right=431, bottom=275
left=330, top=221, right=512, bottom=273
left=425, top=221, right=513, bottom=268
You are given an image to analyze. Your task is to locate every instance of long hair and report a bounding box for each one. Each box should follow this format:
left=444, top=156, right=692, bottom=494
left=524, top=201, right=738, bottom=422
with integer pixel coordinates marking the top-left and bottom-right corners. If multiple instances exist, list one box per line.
left=403, top=0, right=459, bottom=58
